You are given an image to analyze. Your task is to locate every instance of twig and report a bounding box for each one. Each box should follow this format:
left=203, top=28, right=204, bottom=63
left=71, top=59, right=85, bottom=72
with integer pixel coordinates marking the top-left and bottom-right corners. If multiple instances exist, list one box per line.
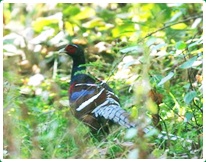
left=106, top=15, right=202, bottom=83
left=105, top=52, right=127, bottom=83
left=182, top=32, right=203, bottom=124
left=159, top=115, right=171, bottom=148
left=163, top=102, right=195, bottom=128
left=137, top=14, right=202, bottom=44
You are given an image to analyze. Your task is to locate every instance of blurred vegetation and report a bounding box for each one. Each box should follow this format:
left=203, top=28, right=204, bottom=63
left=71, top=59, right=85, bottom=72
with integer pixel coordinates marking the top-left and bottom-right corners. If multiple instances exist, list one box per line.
left=3, top=3, right=203, bottom=159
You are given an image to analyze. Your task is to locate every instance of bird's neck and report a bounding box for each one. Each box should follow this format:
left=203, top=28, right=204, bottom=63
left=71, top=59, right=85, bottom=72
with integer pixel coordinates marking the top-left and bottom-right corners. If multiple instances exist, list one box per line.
left=71, top=56, right=86, bottom=79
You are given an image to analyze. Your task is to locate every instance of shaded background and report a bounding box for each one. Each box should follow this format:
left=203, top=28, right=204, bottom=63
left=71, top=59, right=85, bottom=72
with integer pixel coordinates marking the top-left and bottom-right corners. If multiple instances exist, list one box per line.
left=3, top=3, right=203, bottom=159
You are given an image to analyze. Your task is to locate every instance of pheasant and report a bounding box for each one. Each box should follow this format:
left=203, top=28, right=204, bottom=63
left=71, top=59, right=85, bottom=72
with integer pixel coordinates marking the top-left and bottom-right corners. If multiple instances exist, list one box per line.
left=59, top=44, right=135, bottom=134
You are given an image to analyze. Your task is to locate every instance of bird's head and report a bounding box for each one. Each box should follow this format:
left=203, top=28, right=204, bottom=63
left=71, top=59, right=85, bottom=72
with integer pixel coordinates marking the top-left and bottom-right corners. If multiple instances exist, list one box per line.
left=59, top=44, right=84, bottom=58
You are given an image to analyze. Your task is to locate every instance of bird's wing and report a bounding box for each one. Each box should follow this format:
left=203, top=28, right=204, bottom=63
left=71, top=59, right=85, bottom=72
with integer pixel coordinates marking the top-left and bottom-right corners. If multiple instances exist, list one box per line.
left=69, top=82, right=135, bottom=128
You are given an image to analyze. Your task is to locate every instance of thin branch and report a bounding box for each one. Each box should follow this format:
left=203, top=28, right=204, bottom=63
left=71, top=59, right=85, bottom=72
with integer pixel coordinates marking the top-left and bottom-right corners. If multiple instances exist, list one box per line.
left=105, top=52, right=127, bottom=83
left=137, top=14, right=202, bottom=43
left=182, top=32, right=203, bottom=123
left=193, top=100, right=203, bottom=113
left=106, top=15, right=202, bottom=83
left=163, top=102, right=196, bottom=128
left=159, top=115, right=171, bottom=148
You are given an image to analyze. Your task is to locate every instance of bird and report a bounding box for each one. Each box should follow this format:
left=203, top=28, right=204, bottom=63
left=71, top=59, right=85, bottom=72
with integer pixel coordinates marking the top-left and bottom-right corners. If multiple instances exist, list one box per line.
left=59, top=44, right=136, bottom=135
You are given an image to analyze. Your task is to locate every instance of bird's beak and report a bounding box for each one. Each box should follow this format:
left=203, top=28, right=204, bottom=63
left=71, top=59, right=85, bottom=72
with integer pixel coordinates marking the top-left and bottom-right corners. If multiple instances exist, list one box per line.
left=58, top=48, right=66, bottom=54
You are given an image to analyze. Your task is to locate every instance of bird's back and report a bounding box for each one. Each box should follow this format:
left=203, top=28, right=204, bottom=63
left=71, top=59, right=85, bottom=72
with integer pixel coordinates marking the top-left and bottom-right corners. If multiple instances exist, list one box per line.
left=69, top=74, right=135, bottom=134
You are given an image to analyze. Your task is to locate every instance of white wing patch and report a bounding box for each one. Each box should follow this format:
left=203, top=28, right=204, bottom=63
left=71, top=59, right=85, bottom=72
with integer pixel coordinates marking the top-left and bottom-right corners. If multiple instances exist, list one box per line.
left=76, top=88, right=105, bottom=111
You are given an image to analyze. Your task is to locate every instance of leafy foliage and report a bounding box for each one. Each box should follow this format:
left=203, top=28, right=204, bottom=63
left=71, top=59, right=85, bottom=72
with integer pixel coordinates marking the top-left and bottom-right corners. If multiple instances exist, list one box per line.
left=3, top=3, right=203, bottom=159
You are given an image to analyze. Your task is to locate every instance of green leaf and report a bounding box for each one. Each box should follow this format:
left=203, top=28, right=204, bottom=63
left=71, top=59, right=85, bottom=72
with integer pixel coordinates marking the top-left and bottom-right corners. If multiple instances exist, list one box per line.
left=152, top=148, right=164, bottom=158
left=179, top=56, right=197, bottom=69
left=184, top=91, right=197, bottom=104
left=152, top=43, right=167, bottom=51
left=32, top=16, right=59, bottom=32
left=157, top=72, right=174, bottom=86
left=120, top=46, right=142, bottom=54
left=59, top=99, right=69, bottom=107
left=169, top=12, right=182, bottom=22
left=197, top=115, right=203, bottom=125
left=188, top=42, right=198, bottom=51
left=145, top=128, right=159, bottom=137
left=112, top=23, right=135, bottom=38
left=175, top=41, right=186, bottom=50
left=63, top=6, right=80, bottom=16
left=184, top=112, right=193, bottom=122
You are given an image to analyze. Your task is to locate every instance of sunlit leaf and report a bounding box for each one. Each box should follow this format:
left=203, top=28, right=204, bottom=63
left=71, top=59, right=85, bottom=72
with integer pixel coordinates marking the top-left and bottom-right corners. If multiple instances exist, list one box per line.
left=146, top=99, right=158, bottom=114
left=130, top=106, right=138, bottom=119
left=112, top=23, right=135, bottom=38
left=157, top=72, right=174, bottom=86
left=82, top=18, right=105, bottom=28
left=179, top=56, right=197, bottom=69
left=73, top=7, right=95, bottom=20
left=48, top=31, right=65, bottom=45
left=3, top=44, right=17, bottom=53
left=191, top=18, right=202, bottom=29
left=3, top=33, right=25, bottom=47
left=184, top=91, right=197, bottom=104
left=32, top=13, right=61, bottom=32
left=171, top=23, right=187, bottom=29
left=65, top=22, right=74, bottom=36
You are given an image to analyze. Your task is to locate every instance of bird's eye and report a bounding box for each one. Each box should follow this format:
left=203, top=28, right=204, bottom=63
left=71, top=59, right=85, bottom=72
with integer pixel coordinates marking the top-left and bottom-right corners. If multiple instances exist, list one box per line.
left=65, top=45, right=78, bottom=54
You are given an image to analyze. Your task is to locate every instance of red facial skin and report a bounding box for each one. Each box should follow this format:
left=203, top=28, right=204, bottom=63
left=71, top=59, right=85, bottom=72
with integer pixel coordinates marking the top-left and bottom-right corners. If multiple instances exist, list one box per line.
left=65, top=45, right=77, bottom=54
